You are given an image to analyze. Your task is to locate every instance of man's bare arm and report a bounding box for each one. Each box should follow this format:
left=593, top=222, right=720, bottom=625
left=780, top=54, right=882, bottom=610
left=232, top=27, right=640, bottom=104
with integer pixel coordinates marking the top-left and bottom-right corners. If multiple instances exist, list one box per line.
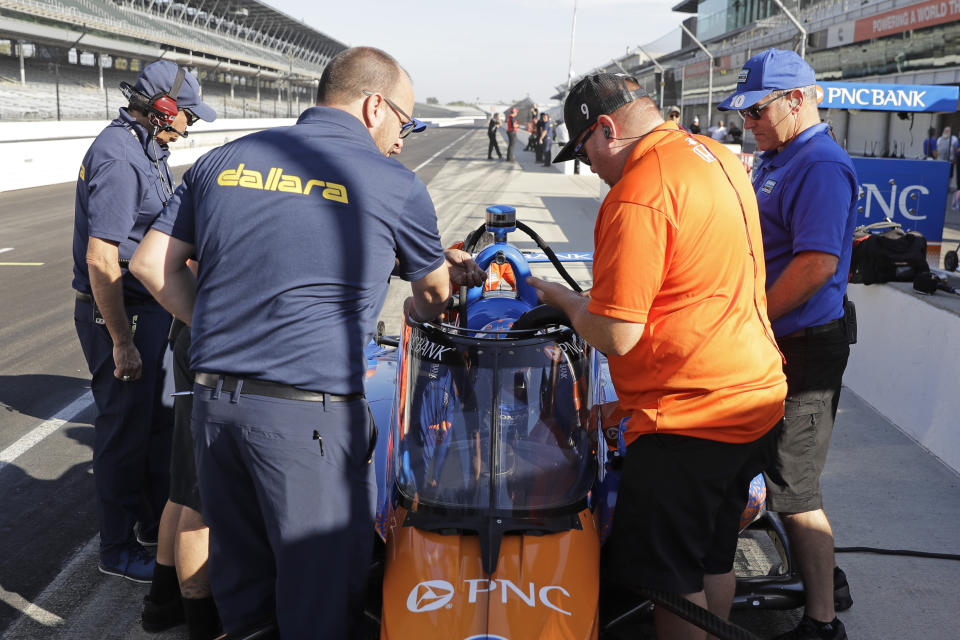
left=526, top=276, right=645, bottom=356
left=87, top=237, right=141, bottom=380
left=765, top=250, right=839, bottom=322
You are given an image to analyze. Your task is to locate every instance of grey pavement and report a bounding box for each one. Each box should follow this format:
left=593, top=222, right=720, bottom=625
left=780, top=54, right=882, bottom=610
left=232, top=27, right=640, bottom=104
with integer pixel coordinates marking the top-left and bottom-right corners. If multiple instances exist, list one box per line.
left=3, top=129, right=958, bottom=640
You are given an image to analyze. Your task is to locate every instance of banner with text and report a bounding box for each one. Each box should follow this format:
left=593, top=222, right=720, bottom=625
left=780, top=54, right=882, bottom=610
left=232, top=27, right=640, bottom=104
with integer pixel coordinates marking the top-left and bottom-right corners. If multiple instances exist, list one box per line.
left=853, top=0, right=960, bottom=41
left=816, top=82, right=959, bottom=112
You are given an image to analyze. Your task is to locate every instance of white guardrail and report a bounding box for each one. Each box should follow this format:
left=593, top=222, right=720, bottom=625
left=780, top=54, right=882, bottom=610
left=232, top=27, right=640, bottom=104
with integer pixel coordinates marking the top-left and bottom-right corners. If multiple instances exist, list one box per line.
left=0, top=116, right=478, bottom=192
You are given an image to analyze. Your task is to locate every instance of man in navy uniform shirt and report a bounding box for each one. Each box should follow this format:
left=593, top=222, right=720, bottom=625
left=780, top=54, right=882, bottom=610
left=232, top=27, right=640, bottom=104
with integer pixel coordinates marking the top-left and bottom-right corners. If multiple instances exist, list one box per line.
left=132, top=47, right=485, bottom=639
left=72, top=60, right=214, bottom=583
left=720, top=49, right=857, bottom=640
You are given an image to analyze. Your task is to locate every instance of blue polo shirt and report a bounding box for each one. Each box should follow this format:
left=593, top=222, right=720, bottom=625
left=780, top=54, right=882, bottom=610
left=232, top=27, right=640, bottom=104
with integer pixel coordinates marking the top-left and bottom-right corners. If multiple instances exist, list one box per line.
left=73, top=108, right=175, bottom=298
left=752, top=123, right=858, bottom=337
left=151, top=106, right=445, bottom=394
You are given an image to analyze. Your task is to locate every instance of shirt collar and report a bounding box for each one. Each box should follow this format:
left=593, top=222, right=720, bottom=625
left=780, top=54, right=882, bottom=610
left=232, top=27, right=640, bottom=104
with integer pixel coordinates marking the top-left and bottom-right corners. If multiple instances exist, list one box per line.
left=621, top=120, right=683, bottom=175
left=296, top=106, right=384, bottom=153
left=115, top=108, right=170, bottom=162
left=758, top=122, right=829, bottom=168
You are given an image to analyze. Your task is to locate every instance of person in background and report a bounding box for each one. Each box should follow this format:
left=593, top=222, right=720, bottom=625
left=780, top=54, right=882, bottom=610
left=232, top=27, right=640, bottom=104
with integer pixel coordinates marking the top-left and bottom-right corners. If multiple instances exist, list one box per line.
left=666, top=104, right=682, bottom=125
left=709, top=119, right=728, bottom=141
left=936, top=126, right=958, bottom=188
left=726, top=119, right=743, bottom=144
left=539, top=112, right=556, bottom=167
left=922, top=126, right=938, bottom=159
left=689, top=115, right=701, bottom=134
left=487, top=112, right=503, bottom=160
left=506, top=107, right=520, bottom=161
left=719, top=48, right=857, bottom=640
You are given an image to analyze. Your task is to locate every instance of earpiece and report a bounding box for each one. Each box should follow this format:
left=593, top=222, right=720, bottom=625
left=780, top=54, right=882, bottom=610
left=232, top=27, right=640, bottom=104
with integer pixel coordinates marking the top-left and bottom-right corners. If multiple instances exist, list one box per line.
left=603, top=126, right=611, bottom=139
left=119, top=65, right=186, bottom=129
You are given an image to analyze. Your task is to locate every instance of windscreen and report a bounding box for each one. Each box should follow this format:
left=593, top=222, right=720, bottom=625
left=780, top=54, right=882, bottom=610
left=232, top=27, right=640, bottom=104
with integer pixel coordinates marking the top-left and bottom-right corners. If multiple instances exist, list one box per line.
left=396, top=327, right=592, bottom=514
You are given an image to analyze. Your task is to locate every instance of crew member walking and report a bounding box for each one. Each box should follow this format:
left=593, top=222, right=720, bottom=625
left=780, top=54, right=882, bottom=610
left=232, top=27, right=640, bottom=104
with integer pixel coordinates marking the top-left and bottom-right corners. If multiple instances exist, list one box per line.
left=487, top=112, right=503, bottom=160
left=72, top=60, right=213, bottom=583
left=132, top=47, right=484, bottom=640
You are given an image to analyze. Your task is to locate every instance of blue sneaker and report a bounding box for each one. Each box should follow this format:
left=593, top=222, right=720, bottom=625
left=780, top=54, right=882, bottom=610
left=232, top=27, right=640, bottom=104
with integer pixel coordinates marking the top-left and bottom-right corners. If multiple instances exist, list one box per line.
left=99, top=545, right=155, bottom=583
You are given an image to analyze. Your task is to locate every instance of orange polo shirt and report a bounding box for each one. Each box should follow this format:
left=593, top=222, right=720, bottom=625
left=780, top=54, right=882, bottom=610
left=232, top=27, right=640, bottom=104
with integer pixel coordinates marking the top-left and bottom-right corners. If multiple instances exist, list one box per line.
left=588, top=121, right=786, bottom=444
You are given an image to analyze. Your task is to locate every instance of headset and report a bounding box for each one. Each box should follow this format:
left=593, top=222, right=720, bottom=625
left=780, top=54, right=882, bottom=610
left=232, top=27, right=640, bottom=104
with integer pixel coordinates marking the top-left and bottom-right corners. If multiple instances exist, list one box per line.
left=119, top=65, right=188, bottom=135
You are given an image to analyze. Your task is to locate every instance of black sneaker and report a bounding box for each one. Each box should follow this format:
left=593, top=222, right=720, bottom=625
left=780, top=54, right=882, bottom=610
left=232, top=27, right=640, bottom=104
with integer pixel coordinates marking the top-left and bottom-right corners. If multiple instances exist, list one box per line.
left=774, top=616, right=847, bottom=640
left=834, top=566, right=853, bottom=611
left=135, top=522, right=159, bottom=547
left=141, top=594, right=185, bottom=633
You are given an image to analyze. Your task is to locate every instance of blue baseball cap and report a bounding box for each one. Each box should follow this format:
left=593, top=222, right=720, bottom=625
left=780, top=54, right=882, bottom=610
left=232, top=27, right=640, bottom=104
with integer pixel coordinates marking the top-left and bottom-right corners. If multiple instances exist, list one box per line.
left=717, top=49, right=816, bottom=111
left=134, top=60, right=217, bottom=122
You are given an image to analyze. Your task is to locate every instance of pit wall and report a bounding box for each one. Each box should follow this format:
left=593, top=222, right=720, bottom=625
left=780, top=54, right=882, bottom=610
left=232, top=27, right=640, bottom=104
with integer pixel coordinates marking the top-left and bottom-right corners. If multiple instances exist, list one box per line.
left=845, top=282, right=960, bottom=474
left=0, top=116, right=477, bottom=192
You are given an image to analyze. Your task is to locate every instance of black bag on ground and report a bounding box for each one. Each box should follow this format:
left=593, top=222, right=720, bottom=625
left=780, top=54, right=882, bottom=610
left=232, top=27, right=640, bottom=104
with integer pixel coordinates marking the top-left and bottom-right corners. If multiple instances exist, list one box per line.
left=849, top=221, right=929, bottom=285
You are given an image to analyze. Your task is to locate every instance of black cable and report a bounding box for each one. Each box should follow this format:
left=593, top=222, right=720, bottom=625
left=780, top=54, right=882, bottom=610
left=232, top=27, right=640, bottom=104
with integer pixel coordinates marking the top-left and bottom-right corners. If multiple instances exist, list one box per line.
left=638, top=588, right=761, bottom=640
left=835, top=546, right=960, bottom=561
left=515, top=220, right=584, bottom=293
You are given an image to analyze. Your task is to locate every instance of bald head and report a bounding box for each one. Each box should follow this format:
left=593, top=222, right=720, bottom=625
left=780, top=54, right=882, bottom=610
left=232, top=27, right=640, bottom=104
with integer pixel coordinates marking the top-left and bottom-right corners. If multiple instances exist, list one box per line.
left=317, top=47, right=409, bottom=106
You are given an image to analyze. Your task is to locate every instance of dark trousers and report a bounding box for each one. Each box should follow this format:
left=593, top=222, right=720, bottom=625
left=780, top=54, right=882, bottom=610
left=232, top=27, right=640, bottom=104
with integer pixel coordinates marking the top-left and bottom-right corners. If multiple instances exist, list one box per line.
left=193, top=384, right=376, bottom=640
left=74, top=297, right=173, bottom=555
left=506, top=131, right=516, bottom=161
left=542, top=139, right=553, bottom=166
left=764, top=329, right=849, bottom=513
left=487, top=134, right=502, bottom=159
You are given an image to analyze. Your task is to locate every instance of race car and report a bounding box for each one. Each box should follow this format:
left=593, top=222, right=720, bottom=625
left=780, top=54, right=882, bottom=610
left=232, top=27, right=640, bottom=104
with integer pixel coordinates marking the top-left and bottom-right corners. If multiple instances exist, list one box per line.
left=361, top=206, right=803, bottom=640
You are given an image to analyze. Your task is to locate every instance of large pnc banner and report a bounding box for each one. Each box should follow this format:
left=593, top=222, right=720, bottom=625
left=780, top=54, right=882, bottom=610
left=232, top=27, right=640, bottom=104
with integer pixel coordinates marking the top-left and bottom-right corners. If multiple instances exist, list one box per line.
left=816, top=82, right=959, bottom=112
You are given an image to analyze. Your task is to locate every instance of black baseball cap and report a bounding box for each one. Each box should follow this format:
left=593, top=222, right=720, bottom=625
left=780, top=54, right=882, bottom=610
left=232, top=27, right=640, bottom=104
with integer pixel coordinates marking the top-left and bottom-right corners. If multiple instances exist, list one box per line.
left=553, top=73, right=649, bottom=163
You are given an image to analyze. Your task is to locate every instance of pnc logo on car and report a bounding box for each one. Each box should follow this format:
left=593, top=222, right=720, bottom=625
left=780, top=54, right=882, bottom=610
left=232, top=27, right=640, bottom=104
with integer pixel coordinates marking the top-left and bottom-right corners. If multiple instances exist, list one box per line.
left=406, top=580, right=455, bottom=612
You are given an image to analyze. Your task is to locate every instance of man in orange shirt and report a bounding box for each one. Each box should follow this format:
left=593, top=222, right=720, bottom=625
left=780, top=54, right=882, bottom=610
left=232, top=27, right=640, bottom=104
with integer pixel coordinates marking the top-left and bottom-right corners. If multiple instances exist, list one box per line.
left=529, top=73, right=787, bottom=639
left=505, top=107, right=521, bottom=161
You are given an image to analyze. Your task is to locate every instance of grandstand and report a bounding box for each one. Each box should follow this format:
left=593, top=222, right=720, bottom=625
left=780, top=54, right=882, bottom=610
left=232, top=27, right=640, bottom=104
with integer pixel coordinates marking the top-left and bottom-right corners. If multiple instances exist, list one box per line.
left=556, top=0, right=960, bottom=136
left=0, top=0, right=347, bottom=120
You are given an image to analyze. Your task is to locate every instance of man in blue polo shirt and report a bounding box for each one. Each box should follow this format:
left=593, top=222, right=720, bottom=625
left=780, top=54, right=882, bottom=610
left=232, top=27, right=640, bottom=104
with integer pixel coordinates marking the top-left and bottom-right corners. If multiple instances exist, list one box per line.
left=131, top=47, right=485, bottom=640
left=73, top=60, right=214, bottom=583
left=719, top=49, right=856, bottom=640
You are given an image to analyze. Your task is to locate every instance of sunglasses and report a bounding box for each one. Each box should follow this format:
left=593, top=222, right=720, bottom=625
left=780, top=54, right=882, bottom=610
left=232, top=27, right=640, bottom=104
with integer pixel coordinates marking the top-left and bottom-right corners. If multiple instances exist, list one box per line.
left=573, top=122, right=598, bottom=166
left=739, top=91, right=789, bottom=121
left=183, top=109, right=200, bottom=126
left=362, top=90, right=420, bottom=139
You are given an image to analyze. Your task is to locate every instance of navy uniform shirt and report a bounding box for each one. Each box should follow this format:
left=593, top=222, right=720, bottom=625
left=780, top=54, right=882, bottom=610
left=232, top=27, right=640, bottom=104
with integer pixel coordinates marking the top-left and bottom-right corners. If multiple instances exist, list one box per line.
left=73, top=108, right=176, bottom=298
left=752, top=123, right=858, bottom=337
left=152, top=106, right=445, bottom=394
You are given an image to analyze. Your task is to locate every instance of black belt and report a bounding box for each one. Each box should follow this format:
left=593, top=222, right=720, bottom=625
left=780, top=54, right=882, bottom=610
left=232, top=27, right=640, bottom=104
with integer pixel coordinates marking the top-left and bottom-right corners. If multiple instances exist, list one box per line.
left=195, top=372, right=364, bottom=403
left=782, top=318, right=845, bottom=340
left=75, top=291, right=155, bottom=307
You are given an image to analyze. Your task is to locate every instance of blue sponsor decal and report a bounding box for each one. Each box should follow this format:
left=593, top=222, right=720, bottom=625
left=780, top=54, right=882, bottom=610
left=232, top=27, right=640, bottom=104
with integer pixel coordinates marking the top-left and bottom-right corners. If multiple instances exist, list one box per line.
left=524, top=251, right=593, bottom=263
left=817, top=82, right=959, bottom=112
left=464, top=636, right=510, bottom=640
left=852, top=157, right=949, bottom=242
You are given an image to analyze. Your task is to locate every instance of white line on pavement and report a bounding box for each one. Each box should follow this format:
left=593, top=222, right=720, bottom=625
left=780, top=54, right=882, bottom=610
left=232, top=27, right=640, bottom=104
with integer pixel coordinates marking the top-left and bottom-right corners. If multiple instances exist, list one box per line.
left=412, top=130, right=473, bottom=174
left=0, top=248, right=12, bottom=255
left=0, top=391, right=94, bottom=472
left=0, top=536, right=98, bottom=636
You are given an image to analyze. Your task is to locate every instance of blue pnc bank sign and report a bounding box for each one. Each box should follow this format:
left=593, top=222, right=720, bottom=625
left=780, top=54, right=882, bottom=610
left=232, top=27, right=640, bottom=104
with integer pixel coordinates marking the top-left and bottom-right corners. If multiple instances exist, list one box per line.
left=816, top=82, right=959, bottom=112
left=852, top=157, right=949, bottom=243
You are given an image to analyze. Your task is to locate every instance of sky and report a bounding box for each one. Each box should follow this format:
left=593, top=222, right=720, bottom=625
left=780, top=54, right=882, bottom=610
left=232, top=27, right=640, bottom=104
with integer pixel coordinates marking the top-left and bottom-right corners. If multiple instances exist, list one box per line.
left=266, top=0, right=685, bottom=107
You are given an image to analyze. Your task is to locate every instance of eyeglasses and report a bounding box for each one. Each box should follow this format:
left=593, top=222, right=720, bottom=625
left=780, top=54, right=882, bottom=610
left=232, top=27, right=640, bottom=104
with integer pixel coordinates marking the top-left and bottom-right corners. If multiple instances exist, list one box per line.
left=573, top=122, right=598, bottom=166
left=362, top=90, right=420, bottom=138
left=183, top=109, right=199, bottom=126
left=739, top=91, right=790, bottom=121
